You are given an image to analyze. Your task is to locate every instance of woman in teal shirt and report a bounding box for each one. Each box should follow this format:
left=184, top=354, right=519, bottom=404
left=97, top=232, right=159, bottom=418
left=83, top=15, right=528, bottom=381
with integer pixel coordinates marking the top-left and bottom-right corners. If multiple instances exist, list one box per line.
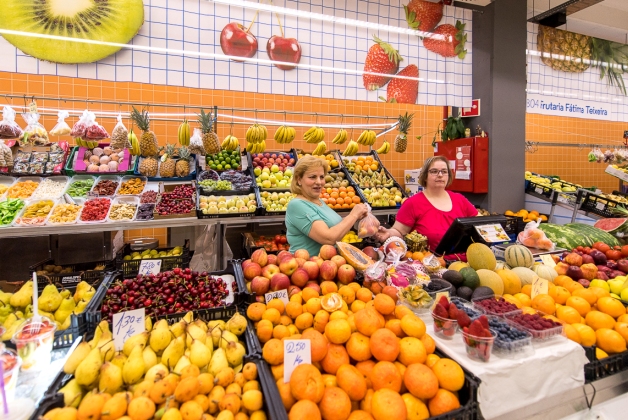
left=286, top=156, right=368, bottom=256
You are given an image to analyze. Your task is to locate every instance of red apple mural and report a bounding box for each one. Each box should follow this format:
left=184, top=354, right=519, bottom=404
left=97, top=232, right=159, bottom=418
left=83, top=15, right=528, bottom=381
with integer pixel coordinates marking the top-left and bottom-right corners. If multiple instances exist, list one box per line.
left=220, top=22, right=258, bottom=60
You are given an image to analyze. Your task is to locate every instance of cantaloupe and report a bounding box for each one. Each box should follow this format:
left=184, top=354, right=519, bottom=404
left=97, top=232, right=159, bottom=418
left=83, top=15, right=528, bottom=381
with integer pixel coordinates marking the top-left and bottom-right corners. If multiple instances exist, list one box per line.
left=532, top=264, right=558, bottom=283
left=504, top=245, right=534, bottom=268
left=467, top=243, right=497, bottom=271
left=476, top=269, right=504, bottom=295
left=495, top=261, right=511, bottom=271
left=448, top=261, right=470, bottom=272
left=496, top=269, right=522, bottom=295
left=511, top=266, right=537, bottom=286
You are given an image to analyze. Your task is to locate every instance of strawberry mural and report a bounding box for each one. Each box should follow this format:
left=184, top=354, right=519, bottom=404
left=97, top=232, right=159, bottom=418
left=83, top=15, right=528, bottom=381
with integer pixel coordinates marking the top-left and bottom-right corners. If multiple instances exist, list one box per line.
left=423, top=21, right=467, bottom=59
left=404, top=0, right=444, bottom=32
left=362, top=36, right=403, bottom=91
left=380, top=64, right=419, bottom=104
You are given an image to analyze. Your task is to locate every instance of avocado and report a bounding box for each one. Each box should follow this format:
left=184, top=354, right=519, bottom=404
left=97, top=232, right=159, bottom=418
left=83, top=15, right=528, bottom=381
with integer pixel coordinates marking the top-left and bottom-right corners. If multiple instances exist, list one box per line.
left=456, top=286, right=473, bottom=301
left=460, top=267, right=480, bottom=290
left=442, top=270, right=464, bottom=287
left=471, top=286, right=494, bottom=300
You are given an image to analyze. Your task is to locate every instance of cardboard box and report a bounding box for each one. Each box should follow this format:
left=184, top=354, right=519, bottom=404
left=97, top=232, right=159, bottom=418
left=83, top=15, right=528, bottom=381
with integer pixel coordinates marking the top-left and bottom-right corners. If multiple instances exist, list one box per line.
left=404, top=169, right=421, bottom=185
left=404, top=184, right=423, bottom=197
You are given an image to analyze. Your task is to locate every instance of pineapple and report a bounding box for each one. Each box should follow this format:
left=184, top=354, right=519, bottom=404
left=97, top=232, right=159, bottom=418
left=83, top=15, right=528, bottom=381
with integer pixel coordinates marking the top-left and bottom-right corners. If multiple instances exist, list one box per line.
left=537, top=25, right=628, bottom=94
left=394, top=112, right=414, bottom=153
left=198, top=109, right=220, bottom=155
left=130, top=106, right=158, bottom=157
left=159, top=144, right=176, bottom=178
left=139, top=156, right=158, bottom=177
left=175, top=147, right=191, bottom=177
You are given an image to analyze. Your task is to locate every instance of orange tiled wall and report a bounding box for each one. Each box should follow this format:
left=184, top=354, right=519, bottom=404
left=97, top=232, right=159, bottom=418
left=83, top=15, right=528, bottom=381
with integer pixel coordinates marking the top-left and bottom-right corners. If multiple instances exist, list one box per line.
left=0, top=72, right=442, bottom=244
left=525, top=113, right=626, bottom=193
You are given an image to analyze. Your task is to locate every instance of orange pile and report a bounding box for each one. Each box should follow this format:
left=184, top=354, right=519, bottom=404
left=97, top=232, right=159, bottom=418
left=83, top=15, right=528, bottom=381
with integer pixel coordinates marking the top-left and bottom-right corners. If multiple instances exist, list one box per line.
left=352, top=156, right=379, bottom=172
left=250, top=283, right=466, bottom=419
left=320, top=186, right=362, bottom=210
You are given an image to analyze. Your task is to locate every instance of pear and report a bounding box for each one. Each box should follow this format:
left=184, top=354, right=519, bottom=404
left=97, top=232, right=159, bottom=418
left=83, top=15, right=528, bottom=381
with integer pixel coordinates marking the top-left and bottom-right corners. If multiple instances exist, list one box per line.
left=111, top=352, right=127, bottom=370
left=90, top=321, right=110, bottom=349
left=209, top=325, right=224, bottom=349
left=227, top=312, right=247, bottom=336
left=161, top=335, right=185, bottom=369
left=190, top=339, right=212, bottom=369
left=73, top=281, right=91, bottom=303
left=99, top=362, right=123, bottom=394
left=82, top=286, right=97, bottom=302
left=59, top=378, right=83, bottom=408
left=101, top=392, right=128, bottom=420
left=60, top=289, right=72, bottom=299
left=182, top=311, right=194, bottom=324
left=186, top=324, right=206, bottom=347
left=10, top=281, right=32, bottom=308
left=54, top=295, right=76, bottom=324
left=145, top=316, right=153, bottom=332
left=2, top=313, right=17, bottom=329
left=1, top=318, right=24, bottom=341
left=208, top=320, right=226, bottom=332
left=122, top=345, right=145, bottom=385
left=0, top=291, right=13, bottom=305
left=219, top=330, right=239, bottom=350
left=145, top=363, right=169, bottom=383
left=75, top=347, right=103, bottom=386
left=39, top=283, right=63, bottom=312
left=64, top=341, right=92, bottom=374
left=143, top=346, right=158, bottom=372
left=149, top=320, right=172, bottom=353
left=97, top=332, right=115, bottom=362
left=173, top=355, right=191, bottom=374
left=208, top=348, right=229, bottom=376
left=59, top=314, right=72, bottom=331
left=192, top=319, right=208, bottom=333
left=123, top=331, right=148, bottom=356
left=73, top=299, right=88, bottom=315
left=225, top=341, right=245, bottom=367
left=170, top=320, right=186, bottom=338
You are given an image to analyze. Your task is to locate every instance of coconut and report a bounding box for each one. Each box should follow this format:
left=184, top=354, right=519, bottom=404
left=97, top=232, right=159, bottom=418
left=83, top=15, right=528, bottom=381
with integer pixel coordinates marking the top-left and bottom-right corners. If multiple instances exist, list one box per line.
left=92, top=147, right=104, bottom=156
left=87, top=164, right=100, bottom=172
left=89, top=155, right=100, bottom=165
left=108, top=161, right=119, bottom=171
left=99, top=164, right=109, bottom=172
left=100, top=155, right=111, bottom=165
left=103, top=146, right=113, bottom=156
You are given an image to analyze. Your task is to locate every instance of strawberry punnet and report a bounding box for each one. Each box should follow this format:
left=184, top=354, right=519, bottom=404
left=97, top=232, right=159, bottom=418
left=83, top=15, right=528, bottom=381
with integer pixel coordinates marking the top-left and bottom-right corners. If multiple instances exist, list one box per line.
left=423, top=20, right=467, bottom=59
left=405, top=0, right=444, bottom=32
left=363, top=35, right=403, bottom=91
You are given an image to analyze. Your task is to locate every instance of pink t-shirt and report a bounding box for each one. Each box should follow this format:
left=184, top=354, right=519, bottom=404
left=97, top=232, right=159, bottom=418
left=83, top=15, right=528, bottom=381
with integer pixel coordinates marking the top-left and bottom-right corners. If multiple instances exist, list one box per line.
left=396, top=191, right=478, bottom=251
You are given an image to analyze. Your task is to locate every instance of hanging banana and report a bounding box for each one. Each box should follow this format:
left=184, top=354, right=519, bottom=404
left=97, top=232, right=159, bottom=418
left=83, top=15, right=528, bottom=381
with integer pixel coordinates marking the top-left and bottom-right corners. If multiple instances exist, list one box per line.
left=178, top=119, right=190, bottom=146
left=342, top=140, right=359, bottom=156
left=312, top=141, right=327, bottom=156
left=246, top=123, right=267, bottom=144
left=128, top=129, right=140, bottom=156
left=273, top=125, right=296, bottom=144
left=222, top=135, right=239, bottom=151
left=331, top=129, right=348, bottom=145
left=376, top=140, right=391, bottom=155
left=304, top=126, right=325, bottom=144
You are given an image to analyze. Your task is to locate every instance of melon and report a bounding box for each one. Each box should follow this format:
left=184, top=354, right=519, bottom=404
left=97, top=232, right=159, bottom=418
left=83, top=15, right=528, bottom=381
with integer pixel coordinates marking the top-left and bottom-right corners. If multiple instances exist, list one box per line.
left=496, top=269, right=522, bottom=295
left=593, top=218, right=628, bottom=235
left=448, top=261, right=470, bottom=272
left=532, top=264, right=558, bottom=283
left=467, top=243, right=497, bottom=271
left=476, top=269, right=504, bottom=296
left=504, top=245, right=534, bottom=268
left=495, top=261, right=511, bottom=271
left=336, top=242, right=373, bottom=271
left=511, top=267, right=537, bottom=286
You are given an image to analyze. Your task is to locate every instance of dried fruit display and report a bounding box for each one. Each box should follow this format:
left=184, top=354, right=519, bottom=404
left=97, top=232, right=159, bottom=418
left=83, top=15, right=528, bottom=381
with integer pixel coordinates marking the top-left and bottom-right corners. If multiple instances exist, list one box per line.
left=80, top=198, right=111, bottom=222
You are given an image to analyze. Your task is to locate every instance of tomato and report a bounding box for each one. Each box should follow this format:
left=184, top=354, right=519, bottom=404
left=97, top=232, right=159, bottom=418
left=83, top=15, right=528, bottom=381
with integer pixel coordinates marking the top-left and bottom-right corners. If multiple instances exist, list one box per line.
left=598, top=243, right=611, bottom=253
left=614, top=246, right=622, bottom=250
left=606, top=250, right=622, bottom=261
left=274, top=235, right=282, bottom=244
left=593, top=242, right=605, bottom=250
left=583, top=247, right=592, bottom=254
left=577, top=246, right=584, bottom=252
left=621, top=245, right=628, bottom=257
left=279, top=236, right=288, bottom=245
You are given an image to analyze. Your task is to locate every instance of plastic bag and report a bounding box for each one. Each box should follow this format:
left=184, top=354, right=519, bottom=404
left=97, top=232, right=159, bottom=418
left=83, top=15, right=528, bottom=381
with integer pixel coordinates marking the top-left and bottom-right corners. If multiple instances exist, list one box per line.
left=517, top=219, right=555, bottom=250
left=0, top=141, right=12, bottom=167
left=86, top=117, right=109, bottom=140
left=110, top=114, right=129, bottom=150
left=188, top=128, right=206, bottom=156
left=70, top=110, right=94, bottom=137
left=49, top=110, right=71, bottom=136
left=21, top=111, right=48, bottom=145
left=357, top=205, right=380, bottom=238
left=0, top=106, right=23, bottom=139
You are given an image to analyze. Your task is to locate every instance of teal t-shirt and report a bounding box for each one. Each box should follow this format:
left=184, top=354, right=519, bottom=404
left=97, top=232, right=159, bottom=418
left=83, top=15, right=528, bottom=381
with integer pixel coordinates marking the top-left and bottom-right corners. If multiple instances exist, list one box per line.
left=286, top=198, right=343, bottom=256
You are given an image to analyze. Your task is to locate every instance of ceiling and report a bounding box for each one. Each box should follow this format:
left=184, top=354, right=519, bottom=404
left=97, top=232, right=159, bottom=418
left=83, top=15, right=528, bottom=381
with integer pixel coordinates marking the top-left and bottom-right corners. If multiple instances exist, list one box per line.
left=457, top=0, right=628, bottom=43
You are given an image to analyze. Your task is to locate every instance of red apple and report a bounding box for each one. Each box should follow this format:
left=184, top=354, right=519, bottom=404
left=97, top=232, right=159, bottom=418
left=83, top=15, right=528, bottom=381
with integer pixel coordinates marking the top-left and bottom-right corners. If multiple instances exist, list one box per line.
left=267, top=254, right=278, bottom=266
left=337, top=264, right=356, bottom=285
left=267, top=35, right=301, bottom=70
left=305, top=281, right=321, bottom=295
left=279, top=256, right=299, bottom=276
left=330, top=255, right=347, bottom=268
left=271, top=273, right=291, bottom=291
left=295, top=257, right=306, bottom=268
left=294, top=249, right=310, bottom=260
left=290, top=268, right=310, bottom=287
left=220, top=22, right=258, bottom=60
left=251, top=248, right=268, bottom=267
left=256, top=295, right=266, bottom=303
left=241, top=259, right=253, bottom=270
left=243, top=262, right=262, bottom=281
left=251, top=276, right=270, bottom=295
left=302, top=261, right=320, bottom=281
left=261, top=264, right=280, bottom=280
left=319, top=245, right=337, bottom=260
left=288, top=285, right=302, bottom=297
left=320, top=260, right=338, bottom=282
left=277, top=251, right=293, bottom=262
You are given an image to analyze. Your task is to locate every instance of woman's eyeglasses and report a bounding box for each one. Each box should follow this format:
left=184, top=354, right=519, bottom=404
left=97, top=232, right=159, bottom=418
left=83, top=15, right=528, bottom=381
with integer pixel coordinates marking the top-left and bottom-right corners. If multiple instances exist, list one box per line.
left=428, top=169, right=448, bottom=176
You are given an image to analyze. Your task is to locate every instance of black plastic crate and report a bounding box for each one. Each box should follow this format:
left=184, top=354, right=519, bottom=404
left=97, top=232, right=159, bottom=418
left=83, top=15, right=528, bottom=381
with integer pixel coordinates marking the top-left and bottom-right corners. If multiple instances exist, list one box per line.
left=432, top=352, right=479, bottom=420
left=579, top=190, right=624, bottom=218
left=29, top=258, right=107, bottom=288
left=525, top=180, right=554, bottom=200
left=256, top=187, right=294, bottom=216
left=196, top=191, right=259, bottom=219
left=583, top=345, right=628, bottom=383
left=115, top=239, right=191, bottom=278
left=30, top=393, right=64, bottom=420
left=342, top=167, right=404, bottom=211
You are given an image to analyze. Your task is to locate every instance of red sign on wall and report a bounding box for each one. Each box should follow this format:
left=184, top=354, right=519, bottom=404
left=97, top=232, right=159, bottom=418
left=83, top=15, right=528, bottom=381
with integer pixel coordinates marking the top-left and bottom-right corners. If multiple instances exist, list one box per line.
left=461, top=99, right=480, bottom=117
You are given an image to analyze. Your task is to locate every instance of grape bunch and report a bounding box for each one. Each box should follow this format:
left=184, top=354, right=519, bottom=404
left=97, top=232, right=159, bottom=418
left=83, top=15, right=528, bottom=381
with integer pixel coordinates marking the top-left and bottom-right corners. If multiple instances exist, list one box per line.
left=198, top=179, right=232, bottom=192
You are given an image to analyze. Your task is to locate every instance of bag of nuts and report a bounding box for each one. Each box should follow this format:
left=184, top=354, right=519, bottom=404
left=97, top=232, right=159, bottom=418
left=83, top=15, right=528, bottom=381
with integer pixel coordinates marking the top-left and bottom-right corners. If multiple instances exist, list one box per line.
left=110, top=113, right=129, bottom=150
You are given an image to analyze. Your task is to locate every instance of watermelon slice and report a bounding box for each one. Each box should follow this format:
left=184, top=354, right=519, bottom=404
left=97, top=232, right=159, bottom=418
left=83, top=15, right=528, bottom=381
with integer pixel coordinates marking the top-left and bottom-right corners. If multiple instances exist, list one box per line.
left=594, top=218, right=628, bottom=235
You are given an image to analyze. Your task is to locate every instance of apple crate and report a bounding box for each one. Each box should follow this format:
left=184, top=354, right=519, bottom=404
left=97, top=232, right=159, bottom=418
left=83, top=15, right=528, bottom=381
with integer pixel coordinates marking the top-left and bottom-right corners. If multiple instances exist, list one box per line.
left=115, top=239, right=191, bottom=278
left=196, top=190, right=260, bottom=219
left=582, top=345, right=628, bottom=383
left=249, top=149, right=298, bottom=191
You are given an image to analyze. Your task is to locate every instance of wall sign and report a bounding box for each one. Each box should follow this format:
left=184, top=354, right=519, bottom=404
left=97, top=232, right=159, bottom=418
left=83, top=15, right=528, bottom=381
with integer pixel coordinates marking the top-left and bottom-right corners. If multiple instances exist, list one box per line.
left=526, top=93, right=612, bottom=122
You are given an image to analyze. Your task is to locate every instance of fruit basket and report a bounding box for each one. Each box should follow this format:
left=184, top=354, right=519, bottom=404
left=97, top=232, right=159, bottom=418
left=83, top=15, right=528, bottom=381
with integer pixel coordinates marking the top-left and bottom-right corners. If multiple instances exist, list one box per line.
left=241, top=232, right=290, bottom=258
left=582, top=345, right=628, bottom=383
left=579, top=189, right=625, bottom=218
left=66, top=143, right=136, bottom=175
left=250, top=150, right=297, bottom=190
left=63, top=145, right=139, bottom=176
left=205, top=149, right=243, bottom=171
left=115, top=239, right=191, bottom=278
left=197, top=162, right=256, bottom=196
left=153, top=183, right=197, bottom=220
left=196, top=192, right=259, bottom=219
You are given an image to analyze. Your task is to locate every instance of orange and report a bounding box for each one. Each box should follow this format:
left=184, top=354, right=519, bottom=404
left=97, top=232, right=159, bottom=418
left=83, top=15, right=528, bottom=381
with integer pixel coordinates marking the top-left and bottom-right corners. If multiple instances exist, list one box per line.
left=566, top=296, right=591, bottom=317
left=370, top=361, right=402, bottom=392
left=428, top=389, right=461, bottom=417
left=371, top=389, right=407, bottom=420
left=330, top=311, right=348, bottom=321
left=553, top=275, right=572, bottom=287
left=246, top=302, right=266, bottom=321
left=320, top=281, right=338, bottom=295
left=572, top=288, right=597, bottom=305
left=271, top=364, right=284, bottom=382
left=589, top=287, right=611, bottom=301
left=262, top=339, right=284, bottom=365
left=346, top=332, right=372, bottom=361
left=256, top=319, right=274, bottom=343
left=321, top=374, right=337, bottom=388
left=338, top=286, right=356, bottom=304
left=564, top=281, right=584, bottom=294
left=262, top=308, right=281, bottom=325
left=276, top=379, right=296, bottom=411
left=285, top=301, right=303, bottom=320
left=288, top=400, right=321, bottom=420
left=421, top=333, right=436, bottom=355
left=556, top=305, right=581, bottom=324
left=401, top=393, right=430, bottom=420
left=273, top=324, right=291, bottom=339
left=321, top=343, right=350, bottom=375
left=548, top=286, right=571, bottom=305
left=354, top=308, right=385, bottom=337
left=514, top=293, right=532, bottom=307
left=347, top=410, right=374, bottom=420
left=318, top=387, right=351, bottom=420
left=404, top=363, right=439, bottom=400
left=373, top=294, right=395, bottom=315
left=394, top=362, right=408, bottom=394
left=572, top=323, right=596, bottom=346
left=532, top=294, right=556, bottom=315
left=306, top=298, right=323, bottom=315
left=614, top=322, right=628, bottom=344
left=585, top=311, right=616, bottom=331
left=356, top=360, right=376, bottom=388
left=295, top=312, right=314, bottom=331
left=356, top=288, right=373, bottom=303
left=314, top=310, right=330, bottom=333
left=302, top=287, right=319, bottom=302
left=302, top=329, right=329, bottom=362
left=394, top=304, right=413, bottom=320
left=267, top=298, right=285, bottom=315
left=370, top=329, right=400, bottom=362
left=336, top=364, right=368, bottom=401
left=595, top=328, right=627, bottom=354
left=597, top=297, right=627, bottom=319
left=385, top=319, right=406, bottom=338
left=425, top=354, right=441, bottom=368
left=431, top=358, right=465, bottom=392
left=564, top=324, right=581, bottom=344
left=618, top=314, right=628, bottom=323
left=400, top=314, right=426, bottom=339
left=397, top=337, right=426, bottom=366
left=289, top=364, right=325, bottom=402
left=521, top=284, right=532, bottom=297
left=324, top=319, right=352, bottom=344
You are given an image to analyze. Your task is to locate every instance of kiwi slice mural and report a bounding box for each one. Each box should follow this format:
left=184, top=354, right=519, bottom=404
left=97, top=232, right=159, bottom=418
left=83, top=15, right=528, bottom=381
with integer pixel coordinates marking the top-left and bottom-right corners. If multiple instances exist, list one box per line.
left=0, top=0, right=145, bottom=64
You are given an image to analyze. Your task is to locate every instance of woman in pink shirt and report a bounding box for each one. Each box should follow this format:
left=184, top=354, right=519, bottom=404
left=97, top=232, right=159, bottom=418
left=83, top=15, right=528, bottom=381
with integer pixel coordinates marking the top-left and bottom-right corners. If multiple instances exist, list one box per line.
left=375, top=156, right=478, bottom=251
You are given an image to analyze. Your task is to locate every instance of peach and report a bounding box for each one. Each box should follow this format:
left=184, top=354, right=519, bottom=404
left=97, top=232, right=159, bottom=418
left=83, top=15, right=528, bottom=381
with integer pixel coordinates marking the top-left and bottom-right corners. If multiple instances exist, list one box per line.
left=295, top=258, right=306, bottom=268
left=243, top=262, right=262, bottom=281
left=305, top=281, right=321, bottom=295
left=267, top=254, right=278, bottom=265
left=288, top=285, right=302, bottom=297
left=241, top=259, right=253, bottom=270
left=331, top=255, right=347, bottom=268
left=271, top=273, right=291, bottom=291
left=251, top=276, right=270, bottom=295
left=320, top=261, right=338, bottom=282
left=261, top=264, right=280, bottom=279
left=251, top=248, right=268, bottom=267
left=295, top=249, right=310, bottom=260
left=337, top=265, right=356, bottom=285
left=319, top=245, right=338, bottom=260
left=280, top=257, right=299, bottom=276
left=302, top=261, right=320, bottom=281
left=291, top=268, right=310, bottom=287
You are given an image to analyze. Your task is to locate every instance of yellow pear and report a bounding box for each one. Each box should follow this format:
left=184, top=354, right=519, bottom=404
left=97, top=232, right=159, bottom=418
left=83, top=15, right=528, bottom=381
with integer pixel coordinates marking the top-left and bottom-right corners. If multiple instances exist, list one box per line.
left=90, top=321, right=111, bottom=349
left=122, top=346, right=145, bottom=385
left=1, top=318, right=24, bottom=341
left=73, top=281, right=91, bottom=303
left=143, top=346, right=158, bottom=372
left=59, top=378, right=83, bottom=408
left=170, top=321, right=186, bottom=338
left=208, top=348, right=229, bottom=376
left=161, top=408, right=182, bottom=420
left=111, top=352, right=127, bottom=370
left=161, top=335, right=185, bottom=369
left=173, top=355, right=191, bottom=375
left=60, top=289, right=72, bottom=299
left=227, top=312, right=247, bottom=336
left=64, top=341, right=92, bottom=374
left=39, top=283, right=63, bottom=312
left=209, top=325, right=224, bottom=349
left=145, top=363, right=169, bottom=383
left=219, top=330, right=239, bottom=350
left=55, top=407, right=79, bottom=420
left=123, top=331, right=149, bottom=356
left=99, top=362, right=123, bottom=395
left=182, top=311, right=194, bottom=324
left=55, top=296, right=76, bottom=324
left=73, top=299, right=89, bottom=315
left=192, top=319, right=208, bottom=333
left=225, top=341, right=245, bottom=367
left=149, top=320, right=172, bottom=353
left=145, top=316, right=153, bottom=332
left=75, top=347, right=103, bottom=386
left=186, top=324, right=206, bottom=347
left=59, top=315, right=72, bottom=331
left=190, top=339, right=212, bottom=369
left=10, top=281, right=32, bottom=308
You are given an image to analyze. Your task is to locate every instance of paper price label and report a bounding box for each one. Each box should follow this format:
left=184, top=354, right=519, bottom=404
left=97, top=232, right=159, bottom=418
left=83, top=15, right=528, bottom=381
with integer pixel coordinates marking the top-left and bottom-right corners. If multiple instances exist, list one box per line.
left=29, top=101, right=37, bottom=113
left=531, top=275, right=549, bottom=299
left=138, top=259, right=162, bottom=276
left=535, top=187, right=543, bottom=194
left=596, top=202, right=606, bottom=211
left=539, top=254, right=557, bottom=267
left=265, top=289, right=289, bottom=305
left=283, top=339, right=311, bottom=383
left=113, top=308, right=145, bottom=351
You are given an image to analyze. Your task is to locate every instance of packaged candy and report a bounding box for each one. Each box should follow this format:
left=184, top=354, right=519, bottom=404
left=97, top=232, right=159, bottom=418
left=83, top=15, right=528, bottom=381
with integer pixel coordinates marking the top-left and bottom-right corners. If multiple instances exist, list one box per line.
left=31, top=152, right=48, bottom=163
left=49, top=110, right=71, bottom=136
left=22, top=111, right=49, bottom=145
left=29, top=162, right=45, bottom=174
left=45, top=162, right=57, bottom=173
left=0, top=106, right=23, bottom=139
left=14, top=151, right=31, bottom=163
left=86, top=117, right=110, bottom=139
left=13, top=163, right=29, bottom=173
left=49, top=143, right=64, bottom=153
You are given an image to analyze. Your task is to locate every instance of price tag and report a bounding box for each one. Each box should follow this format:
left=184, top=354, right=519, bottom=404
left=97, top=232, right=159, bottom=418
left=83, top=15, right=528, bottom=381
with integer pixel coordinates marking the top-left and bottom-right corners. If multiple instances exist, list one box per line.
left=29, top=101, right=37, bottom=113
left=113, top=308, right=145, bottom=351
left=265, top=289, right=289, bottom=305
left=535, top=187, right=543, bottom=194
left=596, top=202, right=606, bottom=211
left=283, top=339, right=311, bottom=383
left=138, top=259, right=162, bottom=275
left=540, top=254, right=557, bottom=267
left=531, top=275, right=549, bottom=299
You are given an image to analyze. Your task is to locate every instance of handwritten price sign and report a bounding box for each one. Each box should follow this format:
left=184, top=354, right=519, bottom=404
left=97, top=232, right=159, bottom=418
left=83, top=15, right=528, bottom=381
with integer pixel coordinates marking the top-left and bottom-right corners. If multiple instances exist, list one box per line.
left=138, top=259, right=162, bottom=276
left=531, top=275, right=549, bottom=299
left=265, top=289, right=289, bottom=305
left=284, top=339, right=311, bottom=383
left=539, top=254, right=557, bottom=268
left=113, top=308, right=145, bottom=351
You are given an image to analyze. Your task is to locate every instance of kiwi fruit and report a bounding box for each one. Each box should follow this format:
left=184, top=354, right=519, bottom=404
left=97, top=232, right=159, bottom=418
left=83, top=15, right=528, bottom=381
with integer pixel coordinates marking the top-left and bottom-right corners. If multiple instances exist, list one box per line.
left=0, top=0, right=144, bottom=64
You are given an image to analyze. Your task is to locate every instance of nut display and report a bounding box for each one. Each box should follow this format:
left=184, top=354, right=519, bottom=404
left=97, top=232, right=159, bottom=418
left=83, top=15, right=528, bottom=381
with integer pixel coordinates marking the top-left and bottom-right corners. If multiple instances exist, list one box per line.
left=6, top=180, right=39, bottom=199
left=117, top=178, right=146, bottom=195
left=108, top=203, right=137, bottom=220
left=48, top=203, right=82, bottom=224
left=92, top=179, right=118, bottom=196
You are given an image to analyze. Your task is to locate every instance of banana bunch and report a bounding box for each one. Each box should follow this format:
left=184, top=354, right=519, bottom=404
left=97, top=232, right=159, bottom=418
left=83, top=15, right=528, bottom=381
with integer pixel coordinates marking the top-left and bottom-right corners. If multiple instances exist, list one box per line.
left=331, top=129, right=348, bottom=145
left=304, top=126, right=325, bottom=144
left=221, top=134, right=239, bottom=151
left=342, top=140, right=359, bottom=156
left=178, top=119, right=190, bottom=146
left=357, top=129, right=377, bottom=146
left=376, top=140, right=391, bottom=154
left=245, top=123, right=268, bottom=144
left=245, top=140, right=266, bottom=153
left=274, top=125, right=296, bottom=144
left=128, top=129, right=140, bottom=156
left=312, top=141, right=327, bottom=156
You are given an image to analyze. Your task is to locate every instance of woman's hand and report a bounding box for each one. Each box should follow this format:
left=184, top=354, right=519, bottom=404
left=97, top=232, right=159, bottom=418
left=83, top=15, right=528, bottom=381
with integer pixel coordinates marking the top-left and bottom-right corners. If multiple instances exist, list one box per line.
left=373, top=226, right=392, bottom=243
left=350, top=203, right=368, bottom=220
